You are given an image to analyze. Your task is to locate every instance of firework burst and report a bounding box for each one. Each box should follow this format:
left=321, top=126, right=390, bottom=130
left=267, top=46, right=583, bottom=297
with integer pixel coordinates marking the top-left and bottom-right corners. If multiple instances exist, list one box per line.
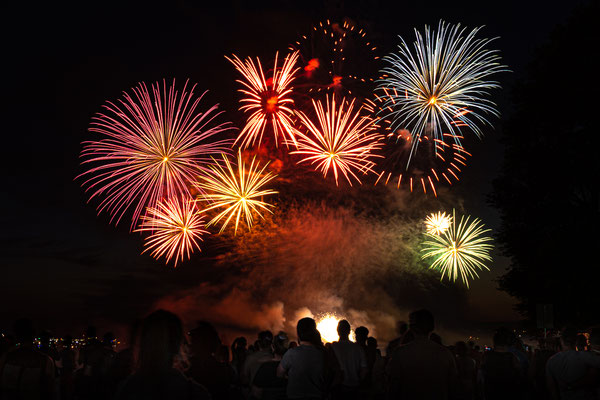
left=227, top=51, right=300, bottom=148
left=365, top=95, right=470, bottom=196
left=377, top=21, right=506, bottom=165
left=195, top=150, right=278, bottom=234
left=291, top=95, right=383, bottom=186
left=424, top=211, right=453, bottom=235
left=290, top=19, right=379, bottom=98
left=136, top=197, right=208, bottom=267
left=78, top=80, right=232, bottom=229
left=421, top=210, right=493, bottom=288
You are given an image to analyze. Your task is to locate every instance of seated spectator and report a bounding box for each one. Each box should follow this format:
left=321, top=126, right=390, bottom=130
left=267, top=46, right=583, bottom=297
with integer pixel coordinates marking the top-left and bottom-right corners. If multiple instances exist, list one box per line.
left=546, top=326, right=600, bottom=400
left=330, top=320, right=367, bottom=399
left=386, top=309, right=457, bottom=400
left=0, top=318, right=55, bottom=399
left=116, top=310, right=210, bottom=400
left=479, top=327, right=523, bottom=400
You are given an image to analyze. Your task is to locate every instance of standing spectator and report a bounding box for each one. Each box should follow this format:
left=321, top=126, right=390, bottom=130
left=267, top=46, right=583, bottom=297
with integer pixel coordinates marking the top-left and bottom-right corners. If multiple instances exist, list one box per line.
left=0, top=318, right=55, bottom=400
left=386, top=309, right=457, bottom=400
left=253, top=332, right=289, bottom=400
left=454, top=341, right=476, bottom=400
left=330, top=320, right=367, bottom=399
left=116, top=310, right=210, bottom=400
left=386, top=321, right=408, bottom=358
left=277, top=317, right=340, bottom=399
left=479, top=327, right=523, bottom=400
left=58, top=335, right=76, bottom=400
left=186, top=321, right=235, bottom=400
left=243, top=331, right=274, bottom=389
left=529, top=338, right=555, bottom=400
left=546, top=326, right=600, bottom=400
left=231, top=337, right=248, bottom=381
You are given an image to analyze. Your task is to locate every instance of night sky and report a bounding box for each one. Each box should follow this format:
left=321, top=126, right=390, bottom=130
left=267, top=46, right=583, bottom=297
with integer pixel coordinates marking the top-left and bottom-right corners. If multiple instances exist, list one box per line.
left=2, top=0, right=588, bottom=342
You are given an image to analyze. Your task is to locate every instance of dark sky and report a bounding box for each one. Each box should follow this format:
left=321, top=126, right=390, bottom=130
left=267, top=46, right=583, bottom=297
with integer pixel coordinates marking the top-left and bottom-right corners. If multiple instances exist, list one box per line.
left=1, top=0, right=589, bottom=339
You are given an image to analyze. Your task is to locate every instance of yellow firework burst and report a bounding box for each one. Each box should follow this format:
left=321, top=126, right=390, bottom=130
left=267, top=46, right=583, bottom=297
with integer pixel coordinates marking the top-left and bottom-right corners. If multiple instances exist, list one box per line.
left=421, top=209, right=493, bottom=288
left=291, top=95, right=383, bottom=186
left=136, top=197, right=208, bottom=266
left=227, top=51, right=300, bottom=148
left=195, top=150, right=278, bottom=234
left=424, top=211, right=453, bottom=235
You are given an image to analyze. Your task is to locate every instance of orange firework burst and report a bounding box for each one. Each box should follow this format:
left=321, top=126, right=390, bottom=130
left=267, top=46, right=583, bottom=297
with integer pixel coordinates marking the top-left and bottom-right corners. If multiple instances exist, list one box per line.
left=195, top=150, right=278, bottom=234
left=226, top=51, right=300, bottom=148
left=291, top=95, right=383, bottom=186
left=136, top=197, right=208, bottom=267
left=364, top=96, right=470, bottom=196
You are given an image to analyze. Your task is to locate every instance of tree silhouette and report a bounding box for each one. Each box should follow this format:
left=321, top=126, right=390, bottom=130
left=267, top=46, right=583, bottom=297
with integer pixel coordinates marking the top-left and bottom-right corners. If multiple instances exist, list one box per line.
left=490, top=1, right=599, bottom=328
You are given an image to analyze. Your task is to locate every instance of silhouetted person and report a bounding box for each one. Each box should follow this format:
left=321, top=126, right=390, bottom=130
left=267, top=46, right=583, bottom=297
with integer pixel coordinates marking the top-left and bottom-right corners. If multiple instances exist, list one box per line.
left=528, top=338, right=554, bottom=400
left=277, top=317, right=340, bottom=399
left=385, top=321, right=408, bottom=358
left=186, top=321, right=234, bottom=400
left=109, top=320, right=141, bottom=397
left=231, top=336, right=248, bottom=380
left=58, top=335, right=76, bottom=400
left=368, top=337, right=386, bottom=400
left=454, top=341, right=476, bottom=400
left=253, top=332, right=289, bottom=400
left=479, top=327, right=523, bottom=400
left=116, top=310, right=210, bottom=400
left=0, top=318, right=55, bottom=400
left=330, top=320, right=367, bottom=399
left=429, top=332, right=442, bottom=346
left=546, top=326, right=600, bottom=400
left=243, top=330, right=274, bottom=389
left=387, top=309, right=457, bottom=400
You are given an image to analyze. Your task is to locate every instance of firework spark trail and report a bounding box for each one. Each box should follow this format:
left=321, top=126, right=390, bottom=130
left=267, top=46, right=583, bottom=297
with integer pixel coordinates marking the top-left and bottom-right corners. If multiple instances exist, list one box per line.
left=227, top=51, right=300, bottom=148
left=424, top=211, right=453, bottom=235
left=291, top=95, right=383, bottom=186
left=136, top=197, right=208, bottom=267
left=421, top=209, right=493, bottom=288
left=195, top=150, right=278, bottom=234
left=78, top=80, right=233, bottom=229
left=377, top=21, right=506, bottom=166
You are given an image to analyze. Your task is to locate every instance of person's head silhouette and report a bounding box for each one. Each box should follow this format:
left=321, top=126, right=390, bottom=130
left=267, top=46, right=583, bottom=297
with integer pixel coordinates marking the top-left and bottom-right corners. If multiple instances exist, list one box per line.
left=355, top=326, right=369, bottom=345
left=337, top=320, right=351, bottom=341
left=137, top=310, right=184, bottom=374
left=408, top=309, right=434, bottom=337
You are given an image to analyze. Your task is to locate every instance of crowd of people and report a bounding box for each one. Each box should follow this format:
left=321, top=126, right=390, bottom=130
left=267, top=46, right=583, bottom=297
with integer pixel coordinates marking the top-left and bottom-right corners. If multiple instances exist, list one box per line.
left=1, top=309, right=599, bottom=400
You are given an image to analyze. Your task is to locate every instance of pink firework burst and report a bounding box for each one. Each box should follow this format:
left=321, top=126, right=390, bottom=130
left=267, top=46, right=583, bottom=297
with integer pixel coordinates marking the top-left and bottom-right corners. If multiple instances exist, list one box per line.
left=78, top=80, right=233, bottom=229
left=136, top=197, right=208, bottom=267
left=291, top=95, right=383, bottom=185
left=226, top=51, right=300, bottom=148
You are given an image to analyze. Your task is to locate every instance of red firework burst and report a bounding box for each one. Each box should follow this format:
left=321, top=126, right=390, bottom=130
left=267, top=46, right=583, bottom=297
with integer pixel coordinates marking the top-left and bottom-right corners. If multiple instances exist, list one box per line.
left=227, top=51, right=300, bottom=148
